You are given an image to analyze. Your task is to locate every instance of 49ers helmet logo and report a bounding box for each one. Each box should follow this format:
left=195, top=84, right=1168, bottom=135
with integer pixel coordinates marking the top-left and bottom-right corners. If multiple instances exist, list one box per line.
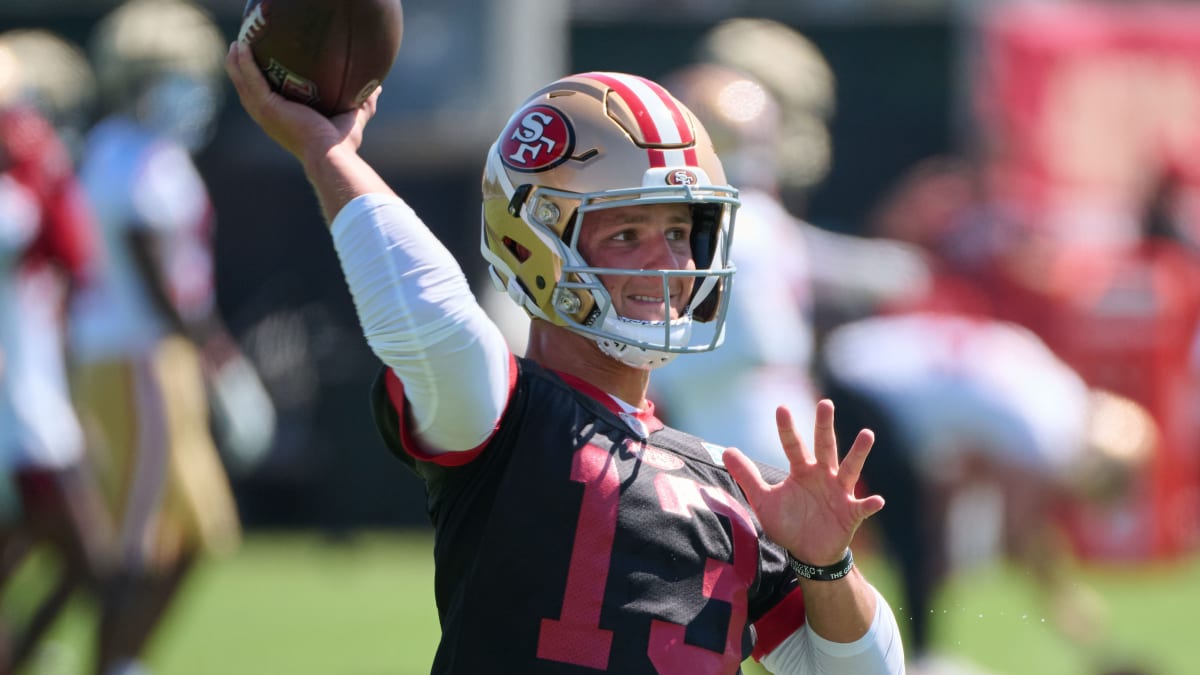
left=500, top=105, right=574, bottom=173
left=666, top=169, right=699, bottom=186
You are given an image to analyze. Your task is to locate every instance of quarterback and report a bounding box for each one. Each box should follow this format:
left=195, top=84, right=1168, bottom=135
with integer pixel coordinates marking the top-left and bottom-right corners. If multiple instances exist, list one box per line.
left=226, top=41, right=903, bottom=674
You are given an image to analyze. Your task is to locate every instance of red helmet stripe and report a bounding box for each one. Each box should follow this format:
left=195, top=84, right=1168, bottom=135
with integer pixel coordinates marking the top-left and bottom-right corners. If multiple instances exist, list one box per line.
left=640, top=77, right=700, bottom=167
left=583, top=72, right=699, bottom=169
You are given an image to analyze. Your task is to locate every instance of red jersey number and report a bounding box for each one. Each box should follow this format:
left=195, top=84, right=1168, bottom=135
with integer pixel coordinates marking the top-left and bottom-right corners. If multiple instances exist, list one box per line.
left=538, top=443, right=758, bottom=672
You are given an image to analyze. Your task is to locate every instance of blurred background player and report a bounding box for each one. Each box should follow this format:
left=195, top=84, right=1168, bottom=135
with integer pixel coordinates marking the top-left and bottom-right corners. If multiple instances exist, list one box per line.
left=693, top=18, right=931, bottom=334
left=0, top=28, right=117, bottom=674
left=649, top=21, right=929, bottom=466
left=68, top=1, right=274, bottom=673
left=818, top=311, right=1157, bottom=675
left=648, top=61, right=820, bottom=466
left=869, top=151, right=1200, bottom=564
left=996, top=168, right=1200, bottom=562
left=694, top=18, right=834, bottom=218
left=0, top=28, right=97, bottom=164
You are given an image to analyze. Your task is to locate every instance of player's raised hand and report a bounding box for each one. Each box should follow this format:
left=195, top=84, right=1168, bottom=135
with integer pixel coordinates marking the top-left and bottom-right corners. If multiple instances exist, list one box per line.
left=224, top=41, right=379, bottom=162
left=723, top=400, right=884, bottom=567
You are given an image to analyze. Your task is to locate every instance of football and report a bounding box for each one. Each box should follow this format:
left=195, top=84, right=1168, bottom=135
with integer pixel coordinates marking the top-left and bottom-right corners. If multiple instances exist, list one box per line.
left=238, top=0, right=403, bottom=116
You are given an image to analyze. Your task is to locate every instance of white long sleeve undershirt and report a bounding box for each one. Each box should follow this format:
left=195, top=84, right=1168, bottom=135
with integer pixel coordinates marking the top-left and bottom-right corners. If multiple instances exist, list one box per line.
left=761, top=586, right=905, bottom=675
left=327, top=193, right=904, bottom=674
left=330, top=193, right=511, bottom=452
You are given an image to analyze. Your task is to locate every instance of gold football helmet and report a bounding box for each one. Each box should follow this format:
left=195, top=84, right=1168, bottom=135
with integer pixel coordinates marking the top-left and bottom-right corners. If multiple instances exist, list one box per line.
left=90, top=0, right=226, bottom=150
left=481, top=72, right=739, bottom=369
left=698, top=18, right=835, bottom=194
left=0, top=29, right=96, bottom=147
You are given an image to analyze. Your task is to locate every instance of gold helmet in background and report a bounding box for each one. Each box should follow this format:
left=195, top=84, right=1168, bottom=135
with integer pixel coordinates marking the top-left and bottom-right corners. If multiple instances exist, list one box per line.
left=661, top=62, right=781, bottom=192
left=698, top=18, right=836, bottom=195
left=0, top=29, right=96, bottom=153
left=481, top=72, right=739, bottom=369
left=90, top=0, right=226, bottom=150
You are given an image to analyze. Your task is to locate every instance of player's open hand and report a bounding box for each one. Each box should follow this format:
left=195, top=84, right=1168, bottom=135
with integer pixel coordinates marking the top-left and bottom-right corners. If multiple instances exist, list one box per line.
left=723, top=400, right=884, bottom=567
left=224, top=41, right=379, bottom=162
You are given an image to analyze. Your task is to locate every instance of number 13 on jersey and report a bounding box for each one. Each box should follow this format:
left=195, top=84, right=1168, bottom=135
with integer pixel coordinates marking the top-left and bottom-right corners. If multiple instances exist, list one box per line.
left=538, top=443, right=760, bottom=673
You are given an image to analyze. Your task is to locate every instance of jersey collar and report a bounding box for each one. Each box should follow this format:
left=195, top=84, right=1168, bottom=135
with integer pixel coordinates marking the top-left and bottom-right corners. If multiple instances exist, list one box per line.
left=552, top=369, right=664, bottom=439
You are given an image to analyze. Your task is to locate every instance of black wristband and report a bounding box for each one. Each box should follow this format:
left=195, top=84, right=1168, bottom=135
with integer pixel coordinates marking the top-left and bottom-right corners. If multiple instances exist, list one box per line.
left=787, top=548, right=854, bottom=581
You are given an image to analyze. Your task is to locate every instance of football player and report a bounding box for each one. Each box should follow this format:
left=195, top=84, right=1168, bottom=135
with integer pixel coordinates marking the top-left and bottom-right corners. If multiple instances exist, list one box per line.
left=0, top=40, right=115, bottom=674
left=819, top=311, right=1156, bottom=674
left=651, top=61, right=930, bottom=471
left=226, top=41, right=904, bottom=674
left=0, top=29, right=97, bottom=163
left=71, top=2, right=271, bottom=674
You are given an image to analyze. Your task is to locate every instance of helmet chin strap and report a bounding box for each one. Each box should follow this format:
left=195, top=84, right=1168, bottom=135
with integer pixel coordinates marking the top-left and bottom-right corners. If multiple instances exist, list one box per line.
left=596, top=338, right=679, bottom=370
left=593, top=314, right=692, bottom=370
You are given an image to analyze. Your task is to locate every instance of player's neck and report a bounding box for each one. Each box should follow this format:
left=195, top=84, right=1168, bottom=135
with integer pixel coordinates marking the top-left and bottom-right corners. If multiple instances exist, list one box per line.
left=526, top=321, right=651, bottom=409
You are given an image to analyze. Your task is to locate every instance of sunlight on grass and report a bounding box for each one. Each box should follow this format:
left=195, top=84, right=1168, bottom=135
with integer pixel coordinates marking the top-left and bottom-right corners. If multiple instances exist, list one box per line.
left=8, top=531, right=1199, bottom=675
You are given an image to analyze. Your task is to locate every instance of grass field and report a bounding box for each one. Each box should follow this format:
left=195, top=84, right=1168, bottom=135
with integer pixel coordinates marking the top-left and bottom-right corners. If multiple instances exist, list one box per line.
left=8, top=530, right=1200, bottom=674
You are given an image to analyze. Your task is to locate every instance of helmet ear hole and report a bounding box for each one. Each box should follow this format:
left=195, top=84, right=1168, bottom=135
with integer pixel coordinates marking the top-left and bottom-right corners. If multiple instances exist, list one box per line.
left=502, top=236, right=531, bottom=263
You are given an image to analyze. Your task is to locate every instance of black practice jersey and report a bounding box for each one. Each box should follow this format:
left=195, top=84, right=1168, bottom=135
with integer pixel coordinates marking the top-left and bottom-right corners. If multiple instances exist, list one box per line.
left=371, top=356, right=805, bottom=674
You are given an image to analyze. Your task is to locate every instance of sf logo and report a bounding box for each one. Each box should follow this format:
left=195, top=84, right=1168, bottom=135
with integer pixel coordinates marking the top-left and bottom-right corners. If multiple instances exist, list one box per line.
left=508, top=111, right=558, bottom=165
left=667, top=169, right=699, bottom=186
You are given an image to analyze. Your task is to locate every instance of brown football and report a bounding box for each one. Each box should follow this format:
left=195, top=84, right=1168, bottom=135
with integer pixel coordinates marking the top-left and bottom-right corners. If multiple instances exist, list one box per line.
left=238, top=0, right=403, bottom=116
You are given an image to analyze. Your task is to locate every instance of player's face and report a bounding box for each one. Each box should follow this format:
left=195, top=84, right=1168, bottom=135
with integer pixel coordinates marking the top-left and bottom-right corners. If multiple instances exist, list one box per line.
left=577, top=203, right=696, bottom=322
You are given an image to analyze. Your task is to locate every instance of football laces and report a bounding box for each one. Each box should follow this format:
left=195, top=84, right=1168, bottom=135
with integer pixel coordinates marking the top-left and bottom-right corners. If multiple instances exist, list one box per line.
left=238, top=3, right=267, bottom=44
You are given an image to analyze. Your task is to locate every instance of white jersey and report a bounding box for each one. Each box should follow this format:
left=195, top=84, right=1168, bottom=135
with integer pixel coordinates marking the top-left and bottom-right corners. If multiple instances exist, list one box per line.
left=0, top=173, right=84, bottom=469
left=70, top=116, right=214, bottom=361
left=651, top=189, right=818, bottom=467
left=821, top=313, right=1091, bottom=481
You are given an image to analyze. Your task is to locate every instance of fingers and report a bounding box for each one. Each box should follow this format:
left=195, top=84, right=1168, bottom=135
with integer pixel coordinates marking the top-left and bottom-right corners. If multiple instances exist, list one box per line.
left=224, top=42, right=244, bottom=94
left=855, top=493, right=887, bottom=521
left=792, top=399, right=878, bottom=494
left=339, top=85, right=382, bottom=136
left=722, top=447, right=768, bottom=508
left=225, top=41, right=270, bottom=115
left=775, top=405, right=811, bottom=472
left=812, top=399, right=838, bottom=468
left=364, top=86, right=381, bottom=116
left=225, top=41, right=249, bottom=91
left=838, top=428, right=874, bottom=493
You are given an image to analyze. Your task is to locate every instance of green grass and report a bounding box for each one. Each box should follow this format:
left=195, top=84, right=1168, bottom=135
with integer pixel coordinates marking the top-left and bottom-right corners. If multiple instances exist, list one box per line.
left=9, top=531, right=1199, bottom=674
left=12, top=532, right=441, bottom=675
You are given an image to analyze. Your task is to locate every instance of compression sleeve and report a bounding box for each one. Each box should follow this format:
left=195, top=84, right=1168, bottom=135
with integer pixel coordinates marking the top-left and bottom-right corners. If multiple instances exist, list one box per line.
left=330, top=193, right=512, bottom=453
left=760, top=586, right=905, bottom=675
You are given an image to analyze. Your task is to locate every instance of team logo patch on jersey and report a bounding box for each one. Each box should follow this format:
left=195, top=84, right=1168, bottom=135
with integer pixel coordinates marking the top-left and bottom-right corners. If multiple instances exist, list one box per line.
left=629, top=443, right=685, bottom=471
left=500, top=105, right=575, bottom=173
left=666, top=169, right=699, bottom=186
